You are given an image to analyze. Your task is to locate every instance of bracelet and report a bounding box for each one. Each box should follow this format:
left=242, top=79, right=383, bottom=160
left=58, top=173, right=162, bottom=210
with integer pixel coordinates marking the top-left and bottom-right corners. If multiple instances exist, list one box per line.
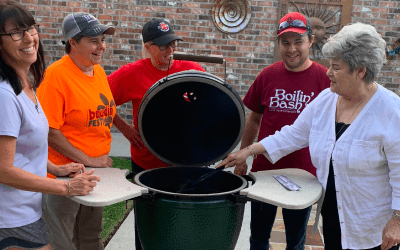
left=246, top=145, right=257, bottom=159
left=393, top=211, right=400, bottom=220
left=65, top=180, right=71, bottom=196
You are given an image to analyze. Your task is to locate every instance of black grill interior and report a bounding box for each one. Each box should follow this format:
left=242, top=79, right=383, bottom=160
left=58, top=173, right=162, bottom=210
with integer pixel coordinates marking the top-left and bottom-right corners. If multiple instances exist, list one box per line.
left=138, top=167, right=244, bottom=194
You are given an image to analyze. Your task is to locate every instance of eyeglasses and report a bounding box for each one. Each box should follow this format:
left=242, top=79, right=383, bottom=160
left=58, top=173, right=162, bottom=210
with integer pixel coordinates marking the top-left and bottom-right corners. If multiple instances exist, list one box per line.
left=150, top=40, right=179, bottom=51
left=0, top=24, right=40, bottom=41
left=278, top=19, right=308, bottom=35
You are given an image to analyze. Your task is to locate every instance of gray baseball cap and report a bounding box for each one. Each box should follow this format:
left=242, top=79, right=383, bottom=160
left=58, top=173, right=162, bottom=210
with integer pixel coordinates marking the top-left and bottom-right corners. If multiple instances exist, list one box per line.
left=62, top=12, right=115, bottom=43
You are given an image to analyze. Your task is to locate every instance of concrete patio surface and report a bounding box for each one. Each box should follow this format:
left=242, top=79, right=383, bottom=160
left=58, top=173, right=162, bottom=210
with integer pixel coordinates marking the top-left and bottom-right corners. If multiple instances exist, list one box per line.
left=106, top=133, right=324, bottom=250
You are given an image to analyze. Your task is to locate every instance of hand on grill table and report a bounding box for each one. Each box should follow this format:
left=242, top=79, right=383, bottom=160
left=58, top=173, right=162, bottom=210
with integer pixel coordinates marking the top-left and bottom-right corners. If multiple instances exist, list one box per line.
left=56, top=162, right=86, bottom=177
left=65, top=169, right=100, bottom=196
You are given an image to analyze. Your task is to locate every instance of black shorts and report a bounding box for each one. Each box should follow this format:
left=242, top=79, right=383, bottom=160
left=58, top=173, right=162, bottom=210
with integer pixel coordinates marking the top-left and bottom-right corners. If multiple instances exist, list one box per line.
left=0, top=218, right=49, bottom=250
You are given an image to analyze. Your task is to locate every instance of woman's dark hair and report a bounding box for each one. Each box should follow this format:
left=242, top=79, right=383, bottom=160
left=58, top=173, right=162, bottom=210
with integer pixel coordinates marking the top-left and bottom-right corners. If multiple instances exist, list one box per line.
left=0, top=0, right=46, bottom=95
left=65, top=34, right=85, bottom=54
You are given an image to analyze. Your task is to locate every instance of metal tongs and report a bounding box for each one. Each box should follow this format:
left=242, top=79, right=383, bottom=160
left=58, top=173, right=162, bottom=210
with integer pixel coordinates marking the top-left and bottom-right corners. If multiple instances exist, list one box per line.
left=177, top=166, right=225, bottom=193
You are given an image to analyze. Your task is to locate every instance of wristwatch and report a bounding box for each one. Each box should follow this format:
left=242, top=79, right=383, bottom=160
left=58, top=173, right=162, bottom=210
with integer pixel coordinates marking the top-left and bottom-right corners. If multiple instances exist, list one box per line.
left=393, top=211, right=400, bottom=220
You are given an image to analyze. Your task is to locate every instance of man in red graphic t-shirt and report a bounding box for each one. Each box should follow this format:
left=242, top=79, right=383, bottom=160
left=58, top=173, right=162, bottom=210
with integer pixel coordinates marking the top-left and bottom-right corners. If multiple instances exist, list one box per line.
left=234, top=12, right=330, bottom=250
left=107, top=18, right=205, bottom=250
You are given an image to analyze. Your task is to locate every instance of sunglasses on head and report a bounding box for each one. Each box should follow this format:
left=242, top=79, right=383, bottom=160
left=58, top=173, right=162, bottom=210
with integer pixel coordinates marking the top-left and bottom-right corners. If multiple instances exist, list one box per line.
left=278, top=19, right=309, bottom=35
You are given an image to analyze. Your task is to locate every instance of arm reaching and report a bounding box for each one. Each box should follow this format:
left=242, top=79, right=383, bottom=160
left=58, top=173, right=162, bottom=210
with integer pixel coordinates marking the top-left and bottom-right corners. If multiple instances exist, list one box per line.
left=234, top=111, right=262, bottom=175
left=112, top=113, right=144, bottom=149
left=0, top=135, right=99, bottom=196
left=216, top=142, right=267, bottom=169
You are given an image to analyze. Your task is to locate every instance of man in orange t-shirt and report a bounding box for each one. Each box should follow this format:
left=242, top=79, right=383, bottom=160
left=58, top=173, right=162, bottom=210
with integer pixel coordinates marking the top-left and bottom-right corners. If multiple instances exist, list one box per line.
left=37, top=12, right=115, bottom=250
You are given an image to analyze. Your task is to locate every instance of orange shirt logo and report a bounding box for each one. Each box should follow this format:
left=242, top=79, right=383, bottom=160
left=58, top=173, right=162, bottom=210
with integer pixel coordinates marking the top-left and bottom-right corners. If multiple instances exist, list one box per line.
left=88, top=93, right=115, bottom=128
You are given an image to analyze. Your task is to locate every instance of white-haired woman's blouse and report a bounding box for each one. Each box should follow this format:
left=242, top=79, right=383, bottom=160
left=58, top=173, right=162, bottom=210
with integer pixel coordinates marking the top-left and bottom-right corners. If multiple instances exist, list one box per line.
left=260, top=84, right=400, bottom=249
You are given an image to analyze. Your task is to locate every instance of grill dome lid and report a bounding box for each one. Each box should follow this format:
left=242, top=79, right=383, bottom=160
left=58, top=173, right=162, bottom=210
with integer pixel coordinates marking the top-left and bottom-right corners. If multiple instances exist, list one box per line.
left=137, top=71, right=245, bottom=167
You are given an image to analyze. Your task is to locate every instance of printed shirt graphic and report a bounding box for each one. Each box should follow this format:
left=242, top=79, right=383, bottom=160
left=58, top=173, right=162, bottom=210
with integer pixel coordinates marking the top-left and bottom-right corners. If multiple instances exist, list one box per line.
left=244, top=61, right=330, bottom=175
left=37, top=55, right=116, bottom=176
left=269, top=88, right=315, bottom=114
left=88, top=93, right=115, bottom=128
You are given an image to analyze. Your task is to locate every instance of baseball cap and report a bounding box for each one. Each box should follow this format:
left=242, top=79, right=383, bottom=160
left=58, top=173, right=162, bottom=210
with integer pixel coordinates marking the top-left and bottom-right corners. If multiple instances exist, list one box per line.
left=277, top=12, right=312, bottom=38
left=62, top=12, right=115, bottom=43
left=142, top=19, right=182, bottom=46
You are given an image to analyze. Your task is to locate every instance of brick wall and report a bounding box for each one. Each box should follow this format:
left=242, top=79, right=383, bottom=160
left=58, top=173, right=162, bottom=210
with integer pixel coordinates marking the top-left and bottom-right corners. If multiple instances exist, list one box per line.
left=352, top=0, right=400, bottom=95
left=16, top=0, right=400, bottom=131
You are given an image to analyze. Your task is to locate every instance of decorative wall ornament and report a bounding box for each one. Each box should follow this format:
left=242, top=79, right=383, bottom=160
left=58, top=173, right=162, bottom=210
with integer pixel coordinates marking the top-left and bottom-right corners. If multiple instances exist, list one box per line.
left=212, top=0, right=251, bottom=33
left=274, top=0, right=352, bottom=68
left=385, top=38, right=400, bottom=63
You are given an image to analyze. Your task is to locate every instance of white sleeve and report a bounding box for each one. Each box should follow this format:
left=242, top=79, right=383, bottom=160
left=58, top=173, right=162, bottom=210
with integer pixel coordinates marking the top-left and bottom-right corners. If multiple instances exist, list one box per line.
left=260, top=93, right=318, bottom=164
left=382, top=104, right=400, bottom=210
left=0, top=87, right=22, bottom=138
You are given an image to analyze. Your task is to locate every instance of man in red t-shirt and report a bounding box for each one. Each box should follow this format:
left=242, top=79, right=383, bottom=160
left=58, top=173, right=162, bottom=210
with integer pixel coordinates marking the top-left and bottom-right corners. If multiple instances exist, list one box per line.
left=234, top=12, right=330, bottom=250
left=107, top=19, right=205, bottom=250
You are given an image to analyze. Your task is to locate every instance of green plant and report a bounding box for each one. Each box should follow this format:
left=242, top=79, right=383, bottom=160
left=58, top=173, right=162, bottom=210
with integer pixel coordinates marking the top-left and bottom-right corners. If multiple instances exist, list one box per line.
left=101, top=157, right=133, bottom=245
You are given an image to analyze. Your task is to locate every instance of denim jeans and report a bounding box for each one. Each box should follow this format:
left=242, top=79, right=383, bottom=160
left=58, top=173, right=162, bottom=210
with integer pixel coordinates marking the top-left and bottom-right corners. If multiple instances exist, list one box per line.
left=250, top=202, right=312, bottom=250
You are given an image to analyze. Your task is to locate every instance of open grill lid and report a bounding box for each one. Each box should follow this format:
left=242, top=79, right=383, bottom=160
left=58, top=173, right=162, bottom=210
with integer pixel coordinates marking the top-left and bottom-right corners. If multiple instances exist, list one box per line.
left=137, top=71, right=245, bottom=167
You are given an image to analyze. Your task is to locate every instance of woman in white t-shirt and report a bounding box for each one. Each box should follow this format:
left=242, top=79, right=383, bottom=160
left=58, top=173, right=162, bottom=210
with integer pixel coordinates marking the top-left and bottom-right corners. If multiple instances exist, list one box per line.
left=0, top=1, right=99, bottom=250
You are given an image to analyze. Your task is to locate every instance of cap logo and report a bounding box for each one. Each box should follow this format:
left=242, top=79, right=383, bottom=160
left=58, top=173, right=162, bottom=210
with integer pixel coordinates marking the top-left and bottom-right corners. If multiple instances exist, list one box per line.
left=158, top=22, right=169, bottom=32
left=84, top=14, right=97, bottom=23
left=286, top=17, right=294, bottom=25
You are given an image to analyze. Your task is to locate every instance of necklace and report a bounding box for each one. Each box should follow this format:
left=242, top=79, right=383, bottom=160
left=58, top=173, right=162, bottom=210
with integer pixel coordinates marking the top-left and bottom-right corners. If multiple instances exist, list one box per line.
left=32, top=88, right=39, bottom=113
left=23, top=78, right=39, bottom=113
left=335, top=83, right=374, bottom=137
left=336, top=95, right=364, bottom=124
left=335, top=97, right=358, bottom=138
left=335, top=122, right=349, bottom=139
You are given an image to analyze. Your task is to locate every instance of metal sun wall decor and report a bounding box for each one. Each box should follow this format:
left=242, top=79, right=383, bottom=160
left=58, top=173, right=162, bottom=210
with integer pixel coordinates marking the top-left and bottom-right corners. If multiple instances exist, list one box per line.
left=275, top=0, right=352, bottom=68
left=212, top=0, right=251, bottom=33
left=293, top=1, right=342, bottom=61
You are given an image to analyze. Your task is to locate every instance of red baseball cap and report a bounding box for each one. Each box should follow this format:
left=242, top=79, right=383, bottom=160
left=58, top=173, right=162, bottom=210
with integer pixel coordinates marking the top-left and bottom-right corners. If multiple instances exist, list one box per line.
left=277, top=12, right=312, bottom=38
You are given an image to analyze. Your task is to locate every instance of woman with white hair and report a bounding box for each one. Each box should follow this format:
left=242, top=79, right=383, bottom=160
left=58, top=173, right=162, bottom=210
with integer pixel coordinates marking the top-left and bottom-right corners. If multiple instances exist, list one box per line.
left=217, top=22, right=400, bottom=250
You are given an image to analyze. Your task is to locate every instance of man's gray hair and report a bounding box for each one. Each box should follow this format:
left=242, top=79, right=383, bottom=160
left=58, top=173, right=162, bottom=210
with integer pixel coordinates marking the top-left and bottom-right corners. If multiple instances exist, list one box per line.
left=142, top=41, right=152, bottom=59
left=322, top=22, right=386, bottom=83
